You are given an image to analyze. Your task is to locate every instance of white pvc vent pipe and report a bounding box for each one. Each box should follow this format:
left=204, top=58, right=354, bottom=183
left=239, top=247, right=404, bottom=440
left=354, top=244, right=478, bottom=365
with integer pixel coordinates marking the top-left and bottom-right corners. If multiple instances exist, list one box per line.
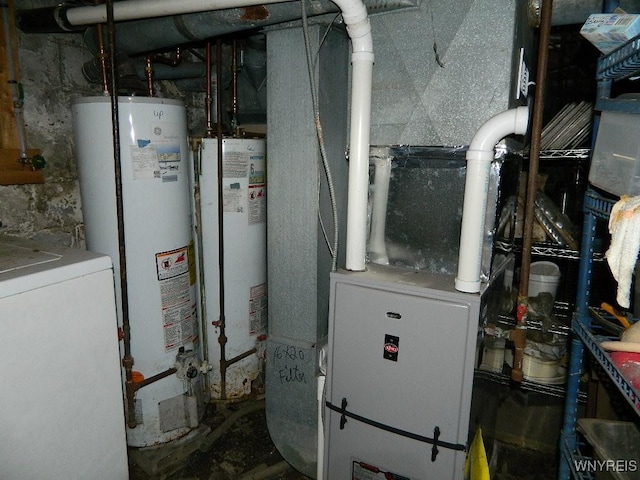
left=335, top=0, right=374, bottom=271
left=455, top=106, right=529, bottom=293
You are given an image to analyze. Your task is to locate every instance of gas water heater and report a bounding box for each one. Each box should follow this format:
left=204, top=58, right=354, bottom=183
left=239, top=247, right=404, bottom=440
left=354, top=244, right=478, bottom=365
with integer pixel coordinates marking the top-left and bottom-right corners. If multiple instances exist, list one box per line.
left=194, top=137, right=267, bottom=401
left=72, top=96, right=202, bottom=447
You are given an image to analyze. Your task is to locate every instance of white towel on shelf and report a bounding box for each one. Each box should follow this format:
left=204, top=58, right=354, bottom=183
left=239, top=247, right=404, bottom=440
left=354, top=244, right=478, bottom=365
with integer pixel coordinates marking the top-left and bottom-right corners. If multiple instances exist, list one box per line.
left=606, top=195, right=640, bottom=308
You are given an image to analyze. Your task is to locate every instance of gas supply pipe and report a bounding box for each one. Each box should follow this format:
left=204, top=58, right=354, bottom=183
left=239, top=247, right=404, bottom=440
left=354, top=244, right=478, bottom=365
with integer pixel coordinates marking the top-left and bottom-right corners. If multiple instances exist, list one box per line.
left=511, top=0, right=554, bottom=383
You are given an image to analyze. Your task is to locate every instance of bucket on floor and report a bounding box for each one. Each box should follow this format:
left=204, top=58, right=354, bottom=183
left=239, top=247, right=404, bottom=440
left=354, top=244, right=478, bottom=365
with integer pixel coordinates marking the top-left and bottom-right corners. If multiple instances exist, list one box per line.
left=529, top=261, right=561, bottom=299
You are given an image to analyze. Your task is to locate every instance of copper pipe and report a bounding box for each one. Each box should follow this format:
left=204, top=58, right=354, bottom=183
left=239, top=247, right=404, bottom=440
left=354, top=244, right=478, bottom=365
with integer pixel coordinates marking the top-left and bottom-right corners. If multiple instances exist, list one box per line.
left=231, top=38, right=239, bottom=134
left=511, top=0, right=554, bottom=383
left=91, top=0, right=108, bottom=95
left=95, top=24, right=109, bottom=94
left=205, top=42, right=214, bottom=138
left=145, top=55, right=154, bottom=97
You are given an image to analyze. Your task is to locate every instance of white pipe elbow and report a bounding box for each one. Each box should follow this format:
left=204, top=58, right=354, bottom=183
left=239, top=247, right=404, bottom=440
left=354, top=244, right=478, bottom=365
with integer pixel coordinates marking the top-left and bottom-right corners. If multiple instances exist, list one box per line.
left=468, top=106, right=529, bottom=153
left=455, top=106, right=529, bottom=293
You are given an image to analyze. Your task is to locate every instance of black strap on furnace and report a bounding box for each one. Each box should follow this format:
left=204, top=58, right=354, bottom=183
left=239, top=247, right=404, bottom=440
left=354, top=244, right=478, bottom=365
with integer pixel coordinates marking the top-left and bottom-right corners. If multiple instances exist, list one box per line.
left=326, top=397, right=467, bottom=462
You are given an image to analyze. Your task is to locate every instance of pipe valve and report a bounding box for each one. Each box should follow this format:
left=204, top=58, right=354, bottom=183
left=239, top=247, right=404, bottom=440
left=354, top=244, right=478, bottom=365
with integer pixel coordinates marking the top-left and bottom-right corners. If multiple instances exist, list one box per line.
left=175, top=348, right=201, bottom=380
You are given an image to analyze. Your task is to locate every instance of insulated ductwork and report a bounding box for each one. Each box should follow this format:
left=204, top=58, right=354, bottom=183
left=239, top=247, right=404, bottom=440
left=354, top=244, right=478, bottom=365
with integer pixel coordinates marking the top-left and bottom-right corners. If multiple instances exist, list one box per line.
left=455, top=106, right=529, bottom=294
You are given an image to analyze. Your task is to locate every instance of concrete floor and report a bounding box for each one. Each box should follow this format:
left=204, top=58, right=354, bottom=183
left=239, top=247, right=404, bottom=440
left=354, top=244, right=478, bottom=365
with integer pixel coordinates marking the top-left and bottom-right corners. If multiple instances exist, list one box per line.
left=126, top=391, right=558, bottom=480
left=128, top=397, right=310, bottom=480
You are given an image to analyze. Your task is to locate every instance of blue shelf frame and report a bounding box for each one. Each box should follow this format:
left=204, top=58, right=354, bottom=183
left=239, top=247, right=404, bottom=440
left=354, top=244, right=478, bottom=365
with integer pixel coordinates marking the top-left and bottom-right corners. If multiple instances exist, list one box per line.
left=557, top=14, right=640, bottom=480
left=596, top=32, right=640, bottom=114
left=558, top=189, right=640, bottom=480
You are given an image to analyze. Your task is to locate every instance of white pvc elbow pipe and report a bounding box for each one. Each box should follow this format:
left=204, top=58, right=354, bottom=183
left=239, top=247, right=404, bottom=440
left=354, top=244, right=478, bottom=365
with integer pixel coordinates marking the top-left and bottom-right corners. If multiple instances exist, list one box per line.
left=333, top=0, right=374, bottom=271
left=367, top=152, right=391, bottom=265
left=455, top=106, right=529, bottom=293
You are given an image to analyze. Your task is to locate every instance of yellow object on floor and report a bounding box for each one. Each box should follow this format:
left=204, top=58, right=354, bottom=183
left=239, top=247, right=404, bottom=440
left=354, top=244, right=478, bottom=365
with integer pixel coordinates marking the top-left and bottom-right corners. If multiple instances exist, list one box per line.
left=464, top=427, right=490, bottom=480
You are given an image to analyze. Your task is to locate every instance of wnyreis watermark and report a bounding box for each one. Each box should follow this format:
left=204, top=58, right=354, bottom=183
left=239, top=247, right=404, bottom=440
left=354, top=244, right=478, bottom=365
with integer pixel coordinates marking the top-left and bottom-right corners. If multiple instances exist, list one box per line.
left=574, top=459, right=638, bottom=474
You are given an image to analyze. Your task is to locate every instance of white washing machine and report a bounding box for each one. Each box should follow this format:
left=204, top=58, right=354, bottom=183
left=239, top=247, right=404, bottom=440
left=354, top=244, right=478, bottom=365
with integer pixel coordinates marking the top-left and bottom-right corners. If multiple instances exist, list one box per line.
left=0, top=236, right=128, bottom=480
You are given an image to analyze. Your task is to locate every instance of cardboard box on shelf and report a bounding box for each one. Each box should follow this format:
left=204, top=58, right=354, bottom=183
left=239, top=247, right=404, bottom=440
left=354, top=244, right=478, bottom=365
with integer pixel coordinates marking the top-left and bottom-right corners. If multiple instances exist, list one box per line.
left=580, top=13, right=640, bottom=54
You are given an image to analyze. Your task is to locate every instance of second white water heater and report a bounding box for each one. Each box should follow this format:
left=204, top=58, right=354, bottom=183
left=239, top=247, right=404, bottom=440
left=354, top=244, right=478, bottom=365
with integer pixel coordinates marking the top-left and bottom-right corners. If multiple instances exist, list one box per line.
left=72, top=96, right=201, bottom=447
left=196, top=137, right=267, bottom=401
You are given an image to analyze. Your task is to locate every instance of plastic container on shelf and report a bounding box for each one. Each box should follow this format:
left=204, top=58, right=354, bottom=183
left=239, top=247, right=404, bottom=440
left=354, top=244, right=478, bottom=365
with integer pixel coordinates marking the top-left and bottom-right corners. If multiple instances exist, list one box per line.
left=522, top=353, right=563, bottom=380
left=529, top=261, right=561, bottom=299
left=589, top=109, right=640, bottom=197
left=577, top=418, right=640, bottom=480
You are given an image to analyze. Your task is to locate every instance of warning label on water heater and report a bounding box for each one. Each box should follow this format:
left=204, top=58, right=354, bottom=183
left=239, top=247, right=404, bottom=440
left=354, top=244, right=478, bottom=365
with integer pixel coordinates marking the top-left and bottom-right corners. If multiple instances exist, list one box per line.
left=156, top=246, right=197, bottom=351
left=248, top=185, right=266, bottom=224
left=249, top=283, right=267, bottom=335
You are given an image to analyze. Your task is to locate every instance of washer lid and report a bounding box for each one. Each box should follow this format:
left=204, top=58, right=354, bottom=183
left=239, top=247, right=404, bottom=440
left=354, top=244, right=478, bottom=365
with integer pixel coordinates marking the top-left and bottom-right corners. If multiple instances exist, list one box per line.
left=0, top=242, right=61, bottom=274
left=0, top=236, right=112, bottom=298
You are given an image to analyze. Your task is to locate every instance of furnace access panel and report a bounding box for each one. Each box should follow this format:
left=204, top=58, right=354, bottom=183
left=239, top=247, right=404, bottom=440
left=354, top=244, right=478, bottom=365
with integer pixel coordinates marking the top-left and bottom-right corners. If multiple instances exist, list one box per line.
left=324, top=265, right=481, bottom=479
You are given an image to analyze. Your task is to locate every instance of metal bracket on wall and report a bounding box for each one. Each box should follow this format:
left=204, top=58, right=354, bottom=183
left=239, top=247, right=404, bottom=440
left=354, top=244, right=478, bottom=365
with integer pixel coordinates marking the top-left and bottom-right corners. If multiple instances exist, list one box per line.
left=0, top=149, right=44, bottom=185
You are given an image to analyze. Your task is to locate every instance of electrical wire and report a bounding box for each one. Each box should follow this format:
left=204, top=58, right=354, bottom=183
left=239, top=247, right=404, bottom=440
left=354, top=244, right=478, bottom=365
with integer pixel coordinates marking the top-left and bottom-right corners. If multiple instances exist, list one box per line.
left=301, top=0, right=340, bottom=272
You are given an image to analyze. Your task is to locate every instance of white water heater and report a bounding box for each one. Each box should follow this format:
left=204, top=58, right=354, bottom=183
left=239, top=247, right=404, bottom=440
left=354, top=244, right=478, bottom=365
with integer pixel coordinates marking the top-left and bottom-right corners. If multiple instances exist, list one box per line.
left=195, top=137, right=267, bottom=400
left=72, top=96, right=201, bottom=447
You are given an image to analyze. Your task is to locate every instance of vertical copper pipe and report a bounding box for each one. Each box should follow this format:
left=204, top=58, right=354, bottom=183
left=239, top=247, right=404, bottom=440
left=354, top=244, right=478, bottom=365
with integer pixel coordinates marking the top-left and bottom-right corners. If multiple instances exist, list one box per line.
left=216, top=39, right=228, bottom=400
left=231, top=38, right=239, bottom=134
left=511, top=0, right=554, bottom=383
left=95, top=24, right=109, bottom=95
left=145, top=56, right=154, bottom=97
left=205, top=42, right=214, bottom=138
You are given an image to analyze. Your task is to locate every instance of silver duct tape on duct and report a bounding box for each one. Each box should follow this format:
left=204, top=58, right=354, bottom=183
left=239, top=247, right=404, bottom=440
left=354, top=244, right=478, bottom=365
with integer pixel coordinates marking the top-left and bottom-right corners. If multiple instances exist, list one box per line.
left=366, top=145, right=521, bottom=284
